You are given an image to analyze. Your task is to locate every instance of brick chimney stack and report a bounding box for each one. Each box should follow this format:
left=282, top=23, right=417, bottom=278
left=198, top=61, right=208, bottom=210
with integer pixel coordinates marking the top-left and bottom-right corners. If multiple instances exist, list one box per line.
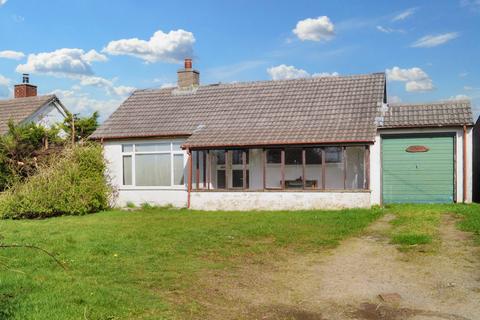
left=14, top=74, right=37, bottom=98
left=177, top=58, right=199, bottom=88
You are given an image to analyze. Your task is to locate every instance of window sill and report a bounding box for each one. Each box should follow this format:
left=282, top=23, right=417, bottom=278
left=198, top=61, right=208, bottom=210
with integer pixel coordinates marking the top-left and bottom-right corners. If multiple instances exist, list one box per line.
left=119, top=186, right=186, bottom=191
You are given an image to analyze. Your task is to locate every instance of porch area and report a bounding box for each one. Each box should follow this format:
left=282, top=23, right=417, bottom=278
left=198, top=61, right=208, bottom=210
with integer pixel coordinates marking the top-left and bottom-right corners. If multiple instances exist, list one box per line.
left=187, top=145, right=371, bottom=210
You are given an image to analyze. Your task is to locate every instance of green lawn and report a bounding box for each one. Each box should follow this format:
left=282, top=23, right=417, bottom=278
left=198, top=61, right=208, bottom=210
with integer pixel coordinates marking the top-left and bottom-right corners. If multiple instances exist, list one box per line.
left=0, top=207, right=382, bottom=320
left=385, top=203, right=480, bottom=250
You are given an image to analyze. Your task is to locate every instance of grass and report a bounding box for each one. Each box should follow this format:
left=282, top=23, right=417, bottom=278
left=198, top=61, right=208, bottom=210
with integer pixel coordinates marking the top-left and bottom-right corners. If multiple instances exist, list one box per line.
left=0, top=207, right=382, bottom=320
left=385, top=203, right=480, bottom=250
left=450, top=204, right=480, bottom=244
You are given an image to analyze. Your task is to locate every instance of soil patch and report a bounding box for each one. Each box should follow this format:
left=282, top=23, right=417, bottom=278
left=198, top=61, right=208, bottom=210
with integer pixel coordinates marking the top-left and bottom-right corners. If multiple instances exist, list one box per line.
left=195, top=214, right=480, bottom=319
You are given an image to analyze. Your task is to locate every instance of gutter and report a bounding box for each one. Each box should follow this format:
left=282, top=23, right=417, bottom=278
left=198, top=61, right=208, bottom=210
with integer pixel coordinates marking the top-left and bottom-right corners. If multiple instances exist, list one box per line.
left=181, top=139, right=374, bottom=150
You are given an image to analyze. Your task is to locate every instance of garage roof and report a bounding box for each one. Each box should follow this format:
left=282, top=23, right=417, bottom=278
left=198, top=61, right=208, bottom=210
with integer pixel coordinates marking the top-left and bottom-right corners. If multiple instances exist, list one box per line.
left=382, top=100, right=473, bottom=128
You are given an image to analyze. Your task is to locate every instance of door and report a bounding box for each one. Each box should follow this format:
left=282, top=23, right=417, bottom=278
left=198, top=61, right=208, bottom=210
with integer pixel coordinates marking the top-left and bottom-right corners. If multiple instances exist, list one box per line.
left=382, top=134, right=454, bottom=203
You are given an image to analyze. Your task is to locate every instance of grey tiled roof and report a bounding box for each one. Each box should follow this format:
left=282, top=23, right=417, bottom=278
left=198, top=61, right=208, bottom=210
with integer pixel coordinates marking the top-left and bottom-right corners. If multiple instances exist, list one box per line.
left=92, top=73, right=386, bottom=147
left=382, top=100, right=473, bottom=128
left=0, top=95, right=57, bottom=134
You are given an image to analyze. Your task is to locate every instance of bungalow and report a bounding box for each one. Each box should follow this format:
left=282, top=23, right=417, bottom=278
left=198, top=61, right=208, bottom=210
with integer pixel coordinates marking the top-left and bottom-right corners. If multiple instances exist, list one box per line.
left=0, top=74, right=69, bottom=134
left=91, top=59, right=473, bottom=210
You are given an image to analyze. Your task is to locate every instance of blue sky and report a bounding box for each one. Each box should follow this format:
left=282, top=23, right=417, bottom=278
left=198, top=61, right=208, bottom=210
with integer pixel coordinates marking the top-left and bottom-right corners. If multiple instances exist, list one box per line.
left=0, top=0, right=479, bottom=120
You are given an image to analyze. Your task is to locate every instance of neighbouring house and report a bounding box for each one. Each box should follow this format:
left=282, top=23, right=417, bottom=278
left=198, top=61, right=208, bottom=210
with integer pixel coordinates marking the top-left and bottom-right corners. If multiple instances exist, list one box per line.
left=0, top=74, right=69, bottom=134
left=91, top=59, right=473, bottom=210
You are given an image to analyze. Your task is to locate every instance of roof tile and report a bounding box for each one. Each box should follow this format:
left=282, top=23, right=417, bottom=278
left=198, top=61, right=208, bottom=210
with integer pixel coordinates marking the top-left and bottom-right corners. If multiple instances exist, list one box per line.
left=92, top=73, right=386, bottom=147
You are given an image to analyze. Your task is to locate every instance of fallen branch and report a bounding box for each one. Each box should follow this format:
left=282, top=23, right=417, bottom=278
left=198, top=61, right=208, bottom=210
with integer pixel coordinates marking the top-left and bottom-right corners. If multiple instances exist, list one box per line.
left=0, top=244, right=67, bottom=270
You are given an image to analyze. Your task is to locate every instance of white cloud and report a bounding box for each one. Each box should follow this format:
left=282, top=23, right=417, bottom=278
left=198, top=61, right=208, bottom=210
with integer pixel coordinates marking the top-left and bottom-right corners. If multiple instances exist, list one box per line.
left=16, top=48, right=107, bottom=77
left=376, top=26, right=405, bottom=34
left=0, top=0, right=7, bottom=6
left=78, top=76, right=135, bottom=97
left=392, top=7, right=417, bottom=21
left=312, top=71, right=339, bottom=77
left=464, top=86, right=473, bottom=91
left=293, top=16, right=335, bottom=42
left=411, top=32, right=459, bottom=48
left=14, top=47, right=131, bottom=98
left=459, top=72, right=469, bottom=78
left=0, top=74, right=11, bottom=97
left=52, top=89, right=124, bottom=119
left=268, top=65, right=309, bottom=80
left=267, top=64, right=338, bottom=80
left=449, top=94, right=470, bottom=100
left=0, top=50, right=25, bottom=60
left=83, top=49, right=108, bottom=63
left=103, top=29, right=195, bottom=63
left=386, top=66, right=434, bottom=92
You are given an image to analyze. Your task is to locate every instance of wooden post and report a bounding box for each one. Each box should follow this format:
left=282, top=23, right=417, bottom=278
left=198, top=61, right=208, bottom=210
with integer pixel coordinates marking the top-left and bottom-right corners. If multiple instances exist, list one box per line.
left=242, top=150, right=247, bottom=190
left=281, top=149, right=285, bottom=190
left=225, top=150, right=229, bottom=190
left=195, top=150, right=200, bottom=190
left=365, top=145, right=370, bottom=190
left=343, top=146, right=347, bottom=190
left=202, top=151, right=206, bottom=189
left=187, top=150, right=192, bottom=208
left=71, top=115, right=75, bottom=145
left=302, top=149, right=306, bottom=190
left=263, top=149, right=267, bottom=190
left=321, top=147, right=326, bottom=190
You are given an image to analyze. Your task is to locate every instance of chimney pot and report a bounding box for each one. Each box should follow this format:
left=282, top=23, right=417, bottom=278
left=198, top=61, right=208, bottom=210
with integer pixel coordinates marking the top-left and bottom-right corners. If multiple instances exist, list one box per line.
left=184, top=58, right=192, bottom=69
left=22, top=73, right=29, bottom=84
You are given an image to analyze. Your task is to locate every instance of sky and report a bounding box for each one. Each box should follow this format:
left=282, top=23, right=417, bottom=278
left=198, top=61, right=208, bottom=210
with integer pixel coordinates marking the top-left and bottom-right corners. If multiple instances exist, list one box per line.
left=0, top=0, right=479, bottom=121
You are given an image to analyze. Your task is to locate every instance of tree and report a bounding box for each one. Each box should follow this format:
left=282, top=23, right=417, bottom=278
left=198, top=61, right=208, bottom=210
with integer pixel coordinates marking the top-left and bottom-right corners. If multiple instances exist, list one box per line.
left=62, top=111, right=99, bottom=142
left=0, top=121, right=62, bottom=190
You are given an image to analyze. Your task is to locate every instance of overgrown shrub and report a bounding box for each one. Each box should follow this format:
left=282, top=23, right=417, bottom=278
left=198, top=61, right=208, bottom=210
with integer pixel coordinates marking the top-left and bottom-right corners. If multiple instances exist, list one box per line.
left=0, top=143, right=112, bottom=219
left=0, top=121, right=63, bottom=190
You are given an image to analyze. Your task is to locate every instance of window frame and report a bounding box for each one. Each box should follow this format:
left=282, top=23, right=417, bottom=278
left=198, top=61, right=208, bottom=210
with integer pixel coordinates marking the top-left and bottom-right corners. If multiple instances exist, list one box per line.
left=120, top=141, right=186, bottom=189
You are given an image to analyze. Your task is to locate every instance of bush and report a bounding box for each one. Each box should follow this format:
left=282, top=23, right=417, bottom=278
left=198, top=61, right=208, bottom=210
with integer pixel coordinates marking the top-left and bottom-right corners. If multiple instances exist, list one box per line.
left=0, top=143, right=112, bottom=219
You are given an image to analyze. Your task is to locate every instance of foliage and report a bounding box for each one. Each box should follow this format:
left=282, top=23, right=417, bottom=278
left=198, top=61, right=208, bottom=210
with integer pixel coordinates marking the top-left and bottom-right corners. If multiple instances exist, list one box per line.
left=0, top=206, right=381, bottom=319
left=0, top=143, right=111, bottom=219
left=61, top=111, right=99, bottom=142
left=0, top=121, right=63, bottom=190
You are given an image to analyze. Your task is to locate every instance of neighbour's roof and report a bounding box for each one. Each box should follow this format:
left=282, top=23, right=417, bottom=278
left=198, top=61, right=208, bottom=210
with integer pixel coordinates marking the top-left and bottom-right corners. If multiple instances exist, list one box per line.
left=91, top=73, right=386, bottom=147
left=381, top=100, right=473, bottom=128
left=0, top=95, right=57, bottom=134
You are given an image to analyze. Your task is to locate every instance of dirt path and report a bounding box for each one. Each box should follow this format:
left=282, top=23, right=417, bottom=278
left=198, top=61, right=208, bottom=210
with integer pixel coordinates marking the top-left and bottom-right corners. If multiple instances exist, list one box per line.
left=196, top=214, right=480, bottom=320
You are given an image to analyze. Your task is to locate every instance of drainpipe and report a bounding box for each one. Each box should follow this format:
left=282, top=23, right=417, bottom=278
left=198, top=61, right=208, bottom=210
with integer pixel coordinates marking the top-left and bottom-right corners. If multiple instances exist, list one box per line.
left=463, top=125, right=468, bottom=203
left=187, top=149, right=193, bottom=209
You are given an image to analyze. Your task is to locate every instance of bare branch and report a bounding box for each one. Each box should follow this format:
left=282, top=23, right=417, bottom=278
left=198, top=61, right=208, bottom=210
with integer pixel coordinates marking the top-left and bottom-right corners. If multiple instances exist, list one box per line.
left=0, top=244, right=67, bottom=270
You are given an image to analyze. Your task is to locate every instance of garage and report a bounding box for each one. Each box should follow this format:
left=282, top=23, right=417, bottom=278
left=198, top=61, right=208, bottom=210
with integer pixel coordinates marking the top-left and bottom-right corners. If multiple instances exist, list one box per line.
left=382, top=134, right=455, bottom=203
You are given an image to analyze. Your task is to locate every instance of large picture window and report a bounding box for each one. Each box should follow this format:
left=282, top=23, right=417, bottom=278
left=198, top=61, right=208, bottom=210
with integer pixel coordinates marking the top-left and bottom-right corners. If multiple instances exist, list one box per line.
left=121, top=142, right=185, bottom=188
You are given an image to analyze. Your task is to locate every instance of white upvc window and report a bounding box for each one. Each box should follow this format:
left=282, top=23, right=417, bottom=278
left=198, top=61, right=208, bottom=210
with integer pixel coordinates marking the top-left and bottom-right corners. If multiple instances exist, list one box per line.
left=121, top=141, right=185, bottom=188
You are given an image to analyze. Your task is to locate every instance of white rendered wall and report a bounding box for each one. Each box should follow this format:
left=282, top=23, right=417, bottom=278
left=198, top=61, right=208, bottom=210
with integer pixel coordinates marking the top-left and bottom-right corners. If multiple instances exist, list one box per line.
left=27, top=101, right=67, bottom=128
left=370, top=127, right=473, bottom=205
left=103, top=139, right=188, bottom=208
left=190, top=191, right=371, bottom=211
